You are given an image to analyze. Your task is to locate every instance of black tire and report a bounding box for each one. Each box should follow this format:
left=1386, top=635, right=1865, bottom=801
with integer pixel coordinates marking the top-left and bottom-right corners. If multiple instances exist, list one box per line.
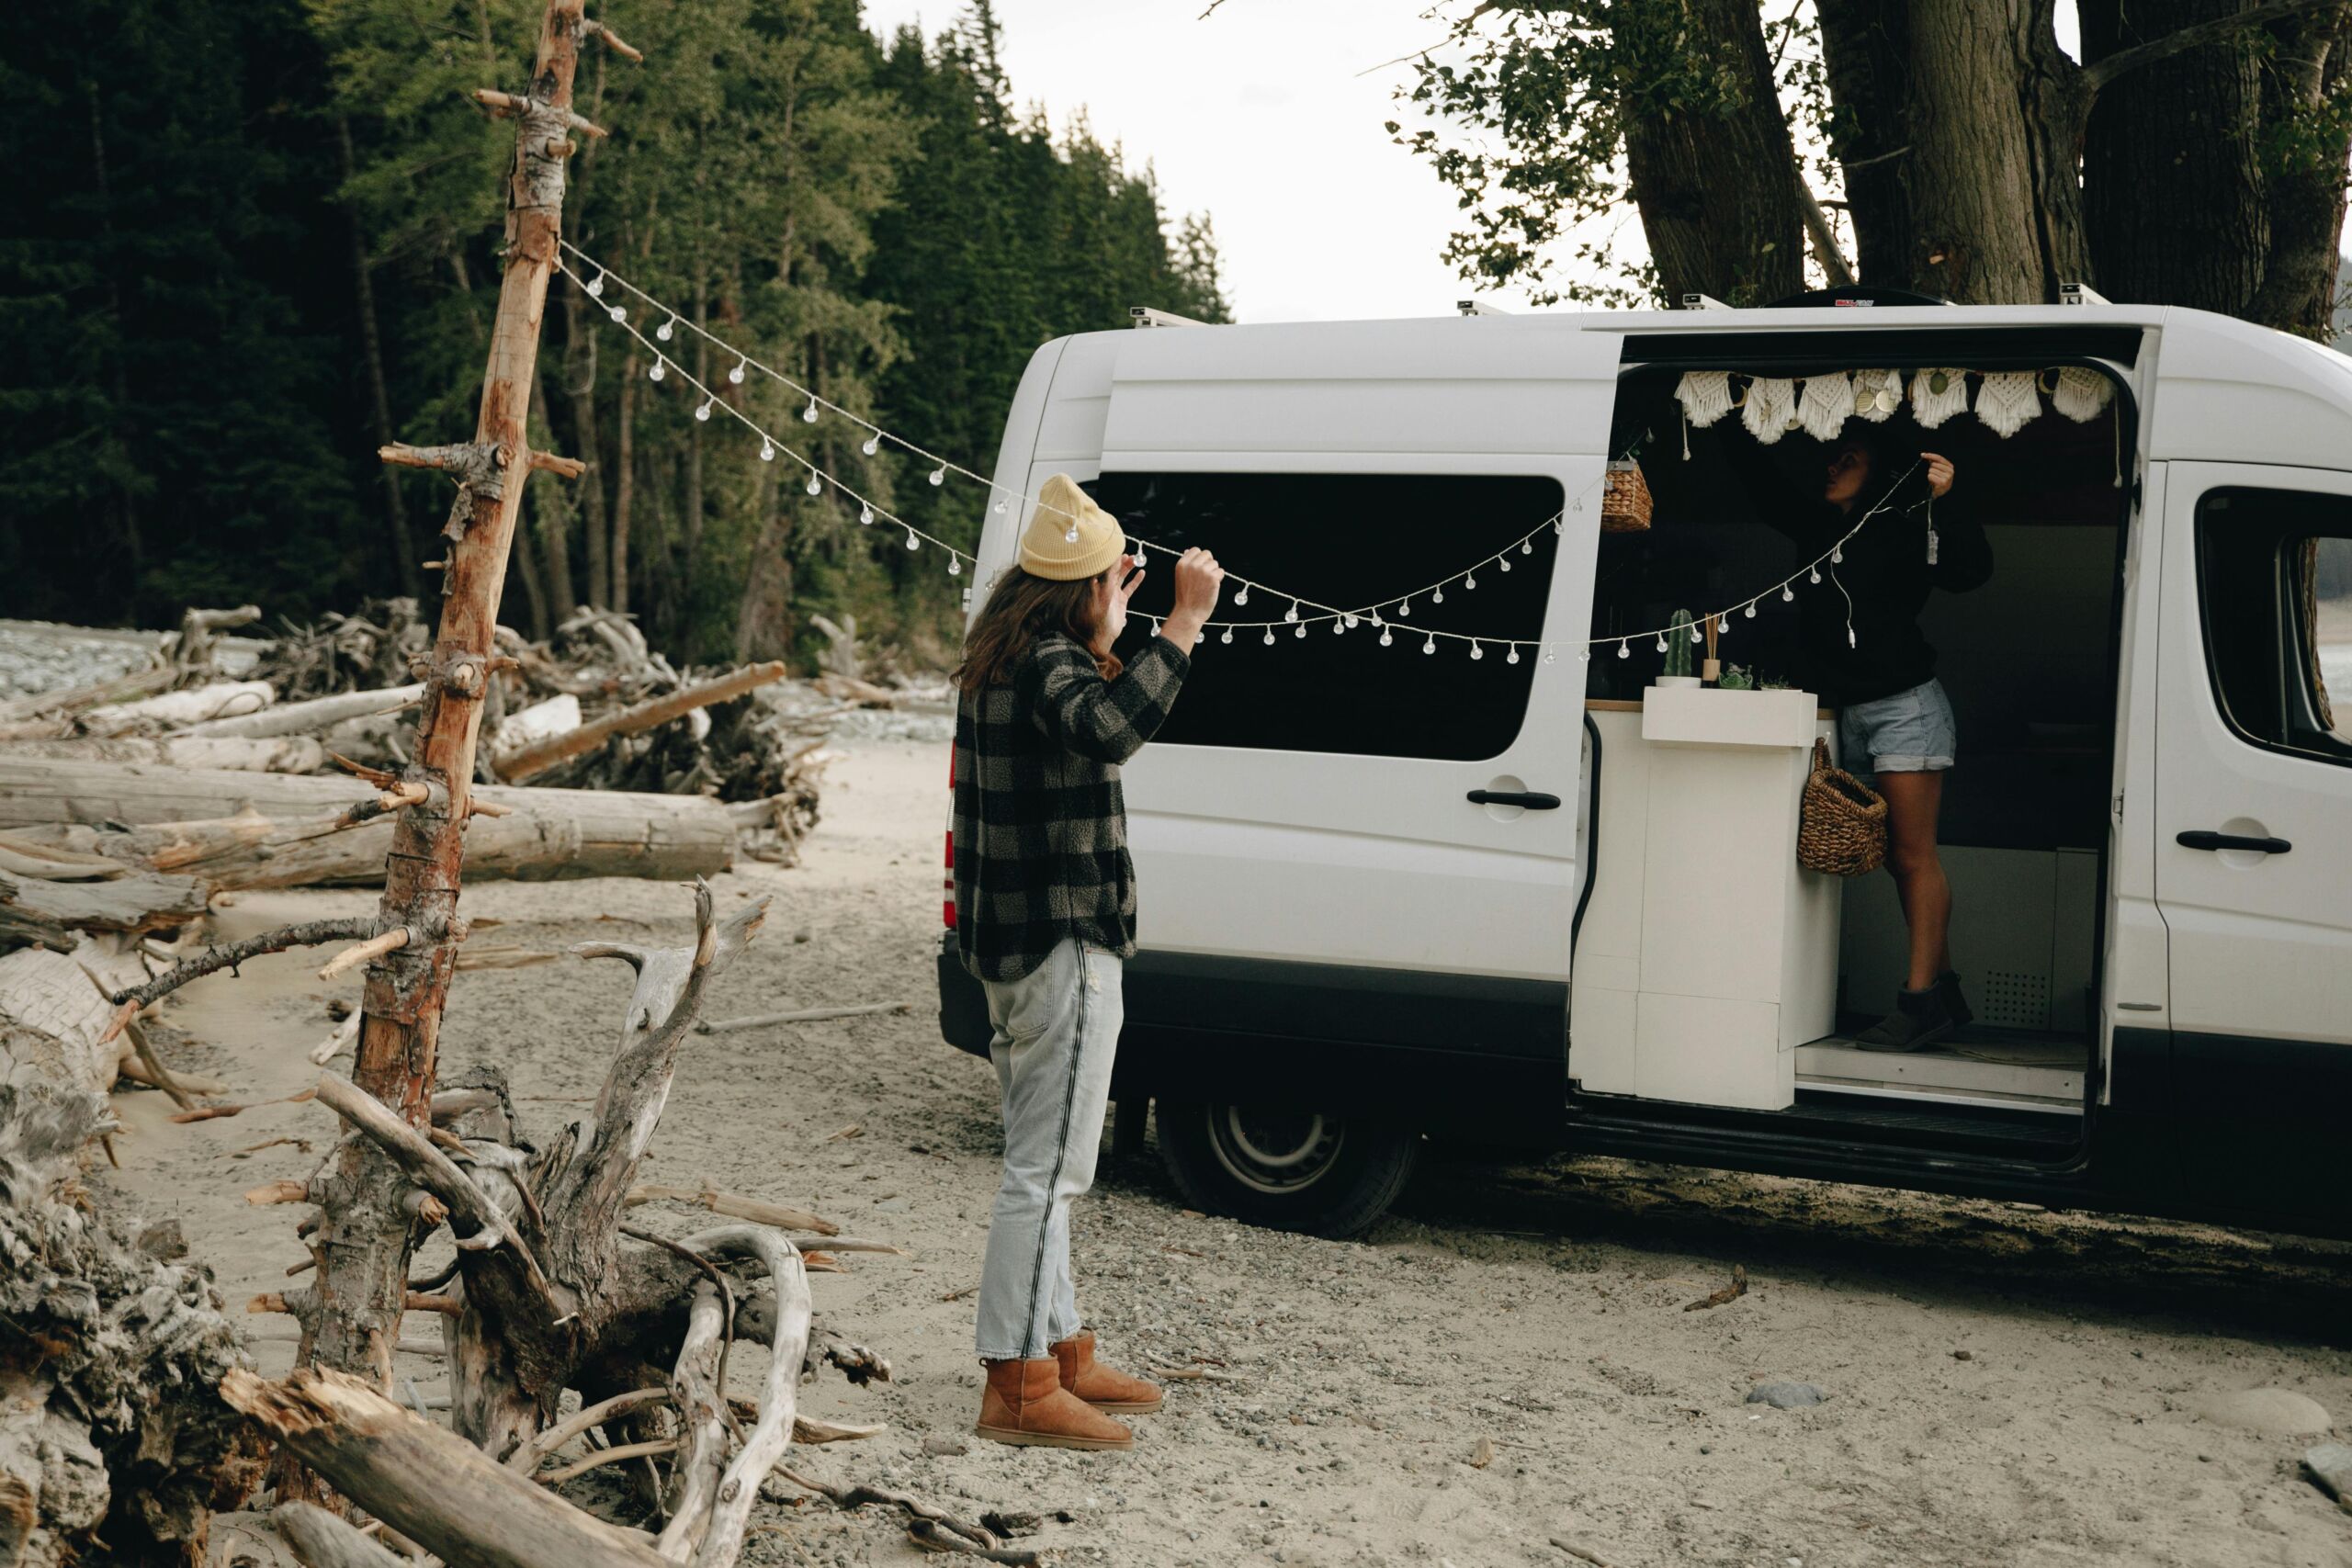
left=1153, top=1097, right=1419, bottom=1238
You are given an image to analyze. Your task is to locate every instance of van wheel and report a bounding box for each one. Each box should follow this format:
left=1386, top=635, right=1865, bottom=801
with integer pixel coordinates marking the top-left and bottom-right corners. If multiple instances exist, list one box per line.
left=1153, top=1098, right=1419, bottom=1239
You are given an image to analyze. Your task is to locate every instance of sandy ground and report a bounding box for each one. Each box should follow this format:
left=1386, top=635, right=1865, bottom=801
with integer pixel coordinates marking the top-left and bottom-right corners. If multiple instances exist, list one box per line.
left=99, top=737, right=2352, bottom=1568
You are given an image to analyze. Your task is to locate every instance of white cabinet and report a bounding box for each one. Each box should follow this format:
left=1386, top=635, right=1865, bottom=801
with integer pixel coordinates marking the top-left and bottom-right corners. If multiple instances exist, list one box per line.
left=1570, top=689, right=1841, bottom=1111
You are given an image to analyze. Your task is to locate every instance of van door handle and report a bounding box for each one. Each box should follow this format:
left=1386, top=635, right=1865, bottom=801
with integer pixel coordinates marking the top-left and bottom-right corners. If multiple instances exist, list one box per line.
left=1468, top=789, right=1562, bottom=810
left=2177, top=829, right=2291, bottom=854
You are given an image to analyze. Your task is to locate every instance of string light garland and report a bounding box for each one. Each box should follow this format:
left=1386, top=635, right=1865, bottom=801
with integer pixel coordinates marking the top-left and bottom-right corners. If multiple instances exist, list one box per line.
left=560, top=250, right=1934, bottom=666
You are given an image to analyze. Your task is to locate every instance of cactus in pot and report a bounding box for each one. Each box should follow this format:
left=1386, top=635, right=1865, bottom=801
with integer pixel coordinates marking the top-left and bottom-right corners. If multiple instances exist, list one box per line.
left=1657, top=609, right=1702, bottom=687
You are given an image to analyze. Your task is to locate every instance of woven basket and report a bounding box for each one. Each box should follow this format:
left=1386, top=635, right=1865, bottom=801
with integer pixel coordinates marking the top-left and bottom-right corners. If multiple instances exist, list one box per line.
left=1601, top=459, right=1653, bottom=533
left=1797, top=737, right=1887, bottom=876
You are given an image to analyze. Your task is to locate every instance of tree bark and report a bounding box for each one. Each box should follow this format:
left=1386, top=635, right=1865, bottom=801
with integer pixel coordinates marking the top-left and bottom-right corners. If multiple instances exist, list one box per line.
left=562, top=261, right=611, bottom=609
left=338, top=114, right=423, bottom=601
left=530, top=378, right=579, bottom=622
left=2247, top=5, right=2352, bottom=333
left=613, top=351, right=637, bottom=614
left=1615, top=0, right=1807, bottom=304
left=289, top=0, right=595, bottom=1498
left=1902, top=0, right=2090, bottom=304
left=2082, top=0, right=2269, bottom=314
left=506, top=488, right=554, bottom=642
left=1815, top=0, right=1917, bottom=288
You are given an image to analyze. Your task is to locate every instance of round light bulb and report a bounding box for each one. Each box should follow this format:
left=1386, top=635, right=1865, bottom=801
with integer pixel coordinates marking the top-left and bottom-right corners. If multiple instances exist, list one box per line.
left=1431, top=586, right=1445, bottom=604
left=802, top=398, right=819, bottom=423
left=1690, top=623, right=1703, bottom=643
left=993, top=499, right=1007, bottom=514
left=1064, top=527, right=1079, bottom=544
left=1544, top=647, right=1557, bottom=664
left=1332, top=620, right=1344, bottom=635
left=928, top=467, right=945, bottom=487
left=805, top=475, right=822, bottom=496
left=905, top=530, right=920, bottom=550
left=948, top=557, right=961, bottom=576
left=607, top=304, right=626, bottom=323
left=586, top=271, right=605, bottom=297
left=649, top=359, right=666, bottom=382
left=1397, top=598, right=1411, bottom=617
left=858, top=503, right=874, bottom=525
left=1234, top=586, right=1250, bottom=606
left=1343, top=614, right=1359, bottom=628
left=1294, top=623, right=1306, bottom=639
left=1617, top=639, right=1630, bottom=659
left=1498, top=558, right=1512, bottom=573
left=1782, top=584, right=1795, bottom=602
left=1469, top=641, right=1484, bottom=660
left=1220, top=627, right=1233, bottom=645
left=695, top=400, right=712, bottom=423
left=1831, top=546, right=1844, bottom=563
left=1577, top=648, right=1590, bottom=662
left=729, top=359, right=747, bottom=385
left=1507, top=646, right=1521, bottom=664
left=1717, top=614, right=1730, bottom=633
left=1263, top=628, right=1276, bottom=647
left=1809, top=568, right=1823, bottom=584
left=1284, top=602, right=1298, bottom=623
left=657, top=316, right=675, bottom=341
left=1379, top=627, right=1393, bottom=648
left=1422, top=635, right=1436, bottom=655
left=759, top=440, right=775, bottom=462
left=861, top=435, right=879, bottom=457
left=1656, top=634, right=1668, bottom=652
left=1522, top=539, right=1534, bottom=555
left=1465, top=573, right=1477, bottom=591
left=1744, top=602, right=1757, bottom=618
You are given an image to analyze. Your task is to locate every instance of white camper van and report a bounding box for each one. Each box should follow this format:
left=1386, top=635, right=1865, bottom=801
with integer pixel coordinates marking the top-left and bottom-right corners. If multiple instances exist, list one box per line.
left=936, top=290, right=2352, bottom=1242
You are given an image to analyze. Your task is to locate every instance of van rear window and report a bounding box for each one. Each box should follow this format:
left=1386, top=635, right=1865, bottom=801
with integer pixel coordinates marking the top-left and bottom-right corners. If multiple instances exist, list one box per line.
left=1085, top=471, right=1566, bottom=761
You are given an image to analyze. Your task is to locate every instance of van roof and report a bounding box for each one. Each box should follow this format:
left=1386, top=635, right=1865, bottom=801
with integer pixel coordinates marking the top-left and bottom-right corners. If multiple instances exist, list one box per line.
left=1051, top=303, right=2352, bottom=471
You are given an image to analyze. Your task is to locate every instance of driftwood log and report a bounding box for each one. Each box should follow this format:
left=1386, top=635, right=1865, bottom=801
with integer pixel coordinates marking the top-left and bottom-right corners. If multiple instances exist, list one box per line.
left=0, top=1082, right=252, bottom=1568
left=0, top=735, right=326, bottom=773
left=174, top=684, right=424, bottom=740
left=498, top=661, right=786, bottom=783
left=0, top=761, right=733, bottom=886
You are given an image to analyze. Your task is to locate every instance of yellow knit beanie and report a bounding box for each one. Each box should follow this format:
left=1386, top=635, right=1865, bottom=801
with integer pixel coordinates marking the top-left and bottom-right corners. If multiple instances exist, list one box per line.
left=1018, top=474, right=1125, bottom=581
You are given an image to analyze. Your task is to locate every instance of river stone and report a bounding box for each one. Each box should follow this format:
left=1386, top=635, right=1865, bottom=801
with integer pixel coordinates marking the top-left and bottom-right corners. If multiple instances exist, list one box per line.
left=1746, top=1382, right=1827, bottom=1409
left=2302, top=1444, right=2352, bottom=1513
left=2190, top=1388, right=2331, bottom=1437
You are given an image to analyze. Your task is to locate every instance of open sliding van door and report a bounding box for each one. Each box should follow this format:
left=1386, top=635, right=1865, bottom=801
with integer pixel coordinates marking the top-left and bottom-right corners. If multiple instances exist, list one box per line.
left=1071, top=316, right=1622, bottom=1165
left=2142, top=461, right=2352, bottom=1233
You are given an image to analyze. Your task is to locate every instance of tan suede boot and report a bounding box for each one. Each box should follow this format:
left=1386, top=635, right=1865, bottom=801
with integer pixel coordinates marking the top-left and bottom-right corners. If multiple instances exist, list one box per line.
left=1050, top=1330, right=1163, bottom=1414
left=975, top=1357, right=1134, bottom=1450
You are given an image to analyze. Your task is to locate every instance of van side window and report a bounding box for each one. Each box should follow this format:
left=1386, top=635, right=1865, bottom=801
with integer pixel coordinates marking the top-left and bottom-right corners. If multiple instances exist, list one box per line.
left=1085, top=472, right=1566, bottom=761
left=2196, top=488, right=2352, bottom=761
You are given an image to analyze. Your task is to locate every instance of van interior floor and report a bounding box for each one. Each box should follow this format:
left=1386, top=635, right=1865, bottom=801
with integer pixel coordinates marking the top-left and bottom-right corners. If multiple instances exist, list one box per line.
left=1797, top=1022, right=2087, bottom=1114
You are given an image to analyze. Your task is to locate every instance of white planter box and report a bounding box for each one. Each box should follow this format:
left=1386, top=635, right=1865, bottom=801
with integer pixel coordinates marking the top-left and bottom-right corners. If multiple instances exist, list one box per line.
left=1641, top=684, right=1822, bottom=749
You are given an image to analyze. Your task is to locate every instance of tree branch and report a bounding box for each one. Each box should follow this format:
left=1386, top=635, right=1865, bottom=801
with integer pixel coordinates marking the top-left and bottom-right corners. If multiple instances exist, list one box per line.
left=2082, top=0, right=2346, bottom=95
left=101, top=917, right=376, bottom=1042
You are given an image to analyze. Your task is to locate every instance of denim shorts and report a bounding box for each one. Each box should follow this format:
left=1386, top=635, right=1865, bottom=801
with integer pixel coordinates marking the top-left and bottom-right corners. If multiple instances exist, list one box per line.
left=1838, top=678, right=1956, bottom=775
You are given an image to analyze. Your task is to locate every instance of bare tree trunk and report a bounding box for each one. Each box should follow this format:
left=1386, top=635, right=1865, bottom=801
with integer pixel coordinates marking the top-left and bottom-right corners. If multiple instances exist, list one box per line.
left=281, top=0, right=598, bottom=1505
left=507, top=487, right=553, bottom=642
left=2082, top=0, right=2269, bottom=314
left=613, top=351, right=636, bottom=614
left=1616, top=0, right=1807, bottom=304
left=85, top=83, right=141, bottom=594
left=2247, top=6, right=2352, bottom=333
left=1815, top=0, right=1917, bottom=288
left=733, top=464, right=791, bottom=663
left=530, top=378, right=579, bottom=622
left=683, top=275, right=708, bottom=596
left=1904, top=0, right=2090, bottom=304
left=339, top=114, right=424, bottom=601
left=563, top=270, right=611, bottom=608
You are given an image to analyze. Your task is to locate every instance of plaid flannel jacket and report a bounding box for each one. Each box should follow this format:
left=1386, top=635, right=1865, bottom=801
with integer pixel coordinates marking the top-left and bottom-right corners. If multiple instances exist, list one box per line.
left=952, top=630, right=1191, bottom=983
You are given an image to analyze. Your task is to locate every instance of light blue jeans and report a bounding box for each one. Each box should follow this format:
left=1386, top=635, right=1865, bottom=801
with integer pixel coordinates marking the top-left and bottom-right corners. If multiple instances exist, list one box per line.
left=974, top=938, right=1122, bottom=1360
left=1838, top=677, right=1958, bottom=775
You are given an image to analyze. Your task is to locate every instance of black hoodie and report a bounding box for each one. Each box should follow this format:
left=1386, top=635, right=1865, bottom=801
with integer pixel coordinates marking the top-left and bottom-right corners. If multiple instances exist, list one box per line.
left=1728, top=436, right=1993, bottom=705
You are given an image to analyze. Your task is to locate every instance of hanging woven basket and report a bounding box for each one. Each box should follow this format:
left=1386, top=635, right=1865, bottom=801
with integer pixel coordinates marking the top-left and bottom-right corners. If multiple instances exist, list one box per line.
left=1601, top=457, right=1653, bottom=533
left=1796, top=737, right=1887, bottom=876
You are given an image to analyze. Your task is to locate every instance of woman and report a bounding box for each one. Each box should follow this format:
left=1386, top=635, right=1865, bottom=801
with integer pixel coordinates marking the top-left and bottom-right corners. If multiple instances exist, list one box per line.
left=1739, top=428, right=1986, bottom=1052
left=949, top=472, right=1223, bottom=1450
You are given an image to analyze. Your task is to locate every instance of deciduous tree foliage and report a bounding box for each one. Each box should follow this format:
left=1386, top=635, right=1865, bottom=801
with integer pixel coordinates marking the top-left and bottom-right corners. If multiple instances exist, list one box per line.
left=1401, top=0, right=2351, bottom=331
left=0, top=0, right=1226, bottom=661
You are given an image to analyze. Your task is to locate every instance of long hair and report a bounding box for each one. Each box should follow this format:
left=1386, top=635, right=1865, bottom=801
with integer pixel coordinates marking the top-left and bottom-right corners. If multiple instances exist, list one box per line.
left=952, top=566, right=1120, bottom=693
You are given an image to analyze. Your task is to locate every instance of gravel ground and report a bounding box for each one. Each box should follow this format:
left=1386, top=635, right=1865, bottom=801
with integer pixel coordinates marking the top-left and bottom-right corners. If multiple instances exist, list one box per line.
left=97, top=736, right=2352, bottom=1568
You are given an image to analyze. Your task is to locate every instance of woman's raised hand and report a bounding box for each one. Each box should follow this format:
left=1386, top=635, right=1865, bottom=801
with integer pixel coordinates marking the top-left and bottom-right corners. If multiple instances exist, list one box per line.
left=1921, top=451, right=1955, bottom=498
left=1162, top=547, right=1225, bottom=647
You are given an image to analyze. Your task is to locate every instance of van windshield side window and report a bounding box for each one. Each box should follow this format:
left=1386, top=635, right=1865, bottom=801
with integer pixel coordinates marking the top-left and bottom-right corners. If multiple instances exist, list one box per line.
left=2196, top=488, right=2352, bottom=761
left=1085, top=472, right=1567, bottom=761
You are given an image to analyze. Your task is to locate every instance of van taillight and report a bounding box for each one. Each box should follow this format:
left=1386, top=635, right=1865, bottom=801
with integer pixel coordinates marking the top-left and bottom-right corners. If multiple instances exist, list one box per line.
left=943, top=749, right=957, bottom=930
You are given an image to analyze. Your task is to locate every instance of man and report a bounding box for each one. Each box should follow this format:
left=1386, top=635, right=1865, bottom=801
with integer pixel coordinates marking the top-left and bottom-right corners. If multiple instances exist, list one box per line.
left=949, top=472, right=1224, bottom=1449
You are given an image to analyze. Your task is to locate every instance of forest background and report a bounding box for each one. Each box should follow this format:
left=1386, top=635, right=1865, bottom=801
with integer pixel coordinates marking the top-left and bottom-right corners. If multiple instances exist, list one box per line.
left=0, top=0, right=1225, bottom=665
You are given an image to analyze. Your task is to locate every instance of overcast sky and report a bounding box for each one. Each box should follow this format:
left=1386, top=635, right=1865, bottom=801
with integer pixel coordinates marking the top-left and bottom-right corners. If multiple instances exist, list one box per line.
left=860, top=2, right=2089, bottom=326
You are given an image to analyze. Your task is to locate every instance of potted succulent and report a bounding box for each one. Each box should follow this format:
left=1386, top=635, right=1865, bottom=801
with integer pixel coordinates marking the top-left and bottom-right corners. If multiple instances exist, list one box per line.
left=1656, top=609, right=1703, bottom=689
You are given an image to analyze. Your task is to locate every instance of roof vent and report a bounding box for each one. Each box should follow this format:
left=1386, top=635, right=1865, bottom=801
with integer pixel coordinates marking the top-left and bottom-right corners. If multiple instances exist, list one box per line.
left=2059, top=281, right=2110, bottom=307
left=1129, top=306, right=1206, bottom=329
left=1457, top=299, right=1513, bottom=317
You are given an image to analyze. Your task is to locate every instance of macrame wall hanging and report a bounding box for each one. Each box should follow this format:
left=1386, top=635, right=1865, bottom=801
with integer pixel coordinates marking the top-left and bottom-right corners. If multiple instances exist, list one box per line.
left=1796, top=374, right=1854, bottom=443
left=1742, top=377, right=1799, bottom=445
left=1674, top=370, right=1737, bottom=458
left=1974, top=370, right=2042, bottom=438
left=2049, top=365, right=2124, bottom=485
left=1910, top=367, right=1969, bottom=429
left=1851, top=368, right=1901, bottom=422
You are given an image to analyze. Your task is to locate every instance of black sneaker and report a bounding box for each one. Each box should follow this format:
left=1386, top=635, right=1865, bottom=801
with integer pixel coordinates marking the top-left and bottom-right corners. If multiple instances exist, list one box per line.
left=1937, top=970, right=1974, bottom=1028
left=1855, top=986, right=1956, bottom=1053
